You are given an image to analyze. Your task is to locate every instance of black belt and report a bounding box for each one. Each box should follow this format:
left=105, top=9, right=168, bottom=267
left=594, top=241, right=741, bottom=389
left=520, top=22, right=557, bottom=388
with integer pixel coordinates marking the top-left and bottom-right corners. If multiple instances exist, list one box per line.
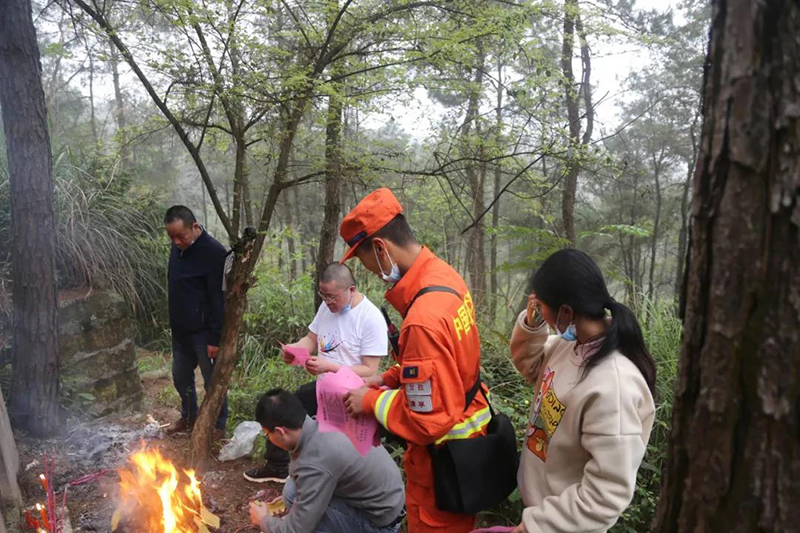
left=387, top=507, right=406, bottom=528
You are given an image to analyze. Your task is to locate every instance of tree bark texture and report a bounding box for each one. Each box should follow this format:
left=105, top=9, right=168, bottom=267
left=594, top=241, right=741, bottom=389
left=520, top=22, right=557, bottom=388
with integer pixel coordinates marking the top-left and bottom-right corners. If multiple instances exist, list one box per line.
left=490, top=60, right=504, bottom=319
left=284, top=177, right=297, bottom=281
left=108, top=38, right=129, bottom=167
left=560, top=0, right=579, bottom=246
left=647, top=150, right=666, bottom=303
left=463, top=43, right=487, bottom=305
left=0, top=0, right=61, bottom=437
left=190, top=99, right=310, bottom=466
left=653, top=1, right=800, bottom=531
left=560, top=1, right=592, bottom=247
left=315, top=90, right=343, bottom=309
left=675, top=117, right=699, bottom=306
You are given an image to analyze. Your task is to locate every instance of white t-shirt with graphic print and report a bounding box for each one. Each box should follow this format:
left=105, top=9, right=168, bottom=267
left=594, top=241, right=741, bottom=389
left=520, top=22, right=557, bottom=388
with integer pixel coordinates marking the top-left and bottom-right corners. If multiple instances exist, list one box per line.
left=308, top=295, right=388, bottom=367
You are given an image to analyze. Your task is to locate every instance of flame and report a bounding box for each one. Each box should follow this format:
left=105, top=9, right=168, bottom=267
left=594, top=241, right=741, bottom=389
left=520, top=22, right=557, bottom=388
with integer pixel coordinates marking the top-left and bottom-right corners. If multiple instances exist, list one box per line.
left=117, top=449, right=212, bottom=532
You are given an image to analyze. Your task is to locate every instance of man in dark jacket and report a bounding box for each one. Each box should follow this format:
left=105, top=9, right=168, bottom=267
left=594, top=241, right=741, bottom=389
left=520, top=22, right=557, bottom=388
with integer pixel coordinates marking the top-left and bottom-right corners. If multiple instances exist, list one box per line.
left=164, top=205, right=228, bottom=437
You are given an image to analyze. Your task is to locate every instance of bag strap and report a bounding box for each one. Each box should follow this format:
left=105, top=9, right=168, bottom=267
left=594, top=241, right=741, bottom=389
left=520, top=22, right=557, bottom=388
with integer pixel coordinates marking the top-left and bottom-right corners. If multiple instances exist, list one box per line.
left=381, top=285, right=462, bottom=358
left=405, top=285, right=462, bottom=317
left=407, top=286, right=484, bottom=414
left=463, top=371, right=482, bottom=414
left=380, top=305, right=401, bottom=359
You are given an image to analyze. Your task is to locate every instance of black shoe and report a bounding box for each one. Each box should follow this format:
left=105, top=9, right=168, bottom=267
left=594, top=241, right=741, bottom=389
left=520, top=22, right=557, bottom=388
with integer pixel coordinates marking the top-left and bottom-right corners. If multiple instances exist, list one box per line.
left=244, top=463, right=289, bottom=484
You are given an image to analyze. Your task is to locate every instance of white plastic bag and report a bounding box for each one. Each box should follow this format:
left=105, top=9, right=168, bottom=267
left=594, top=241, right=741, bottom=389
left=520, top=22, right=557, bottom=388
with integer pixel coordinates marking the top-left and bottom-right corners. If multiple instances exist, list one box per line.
left=218, top=421, right=263, bottom=461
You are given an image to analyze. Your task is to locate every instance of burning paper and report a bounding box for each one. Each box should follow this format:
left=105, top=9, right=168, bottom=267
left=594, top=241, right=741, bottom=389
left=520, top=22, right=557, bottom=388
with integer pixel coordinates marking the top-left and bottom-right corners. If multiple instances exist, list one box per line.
left=280, top=343, right=310, bottom=366
left=112, top=448, right=218, bottom=532
left=315, top=368, right=378, bottom=456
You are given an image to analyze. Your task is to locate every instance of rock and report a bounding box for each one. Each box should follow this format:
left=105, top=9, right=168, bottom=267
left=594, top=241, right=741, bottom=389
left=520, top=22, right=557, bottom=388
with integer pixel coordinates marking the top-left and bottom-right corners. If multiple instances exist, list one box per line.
left=58, top=291, right=144, bottom=418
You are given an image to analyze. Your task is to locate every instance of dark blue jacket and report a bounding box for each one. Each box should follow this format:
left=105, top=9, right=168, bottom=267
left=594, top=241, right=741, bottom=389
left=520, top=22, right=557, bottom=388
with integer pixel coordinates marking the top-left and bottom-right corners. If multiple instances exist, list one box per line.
left=168, top=229, right=227, bottom=346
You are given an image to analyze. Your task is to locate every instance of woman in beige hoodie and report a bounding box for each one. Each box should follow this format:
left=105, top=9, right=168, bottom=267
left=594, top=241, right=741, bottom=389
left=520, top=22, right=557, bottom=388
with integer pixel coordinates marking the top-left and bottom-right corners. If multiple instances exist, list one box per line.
left=509, top=249, right=656, bottom=533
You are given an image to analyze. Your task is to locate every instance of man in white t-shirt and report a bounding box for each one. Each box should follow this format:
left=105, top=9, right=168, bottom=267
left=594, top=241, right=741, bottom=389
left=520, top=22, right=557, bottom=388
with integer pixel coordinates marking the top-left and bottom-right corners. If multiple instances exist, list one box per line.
left=244, top=262, right=388, bottom=483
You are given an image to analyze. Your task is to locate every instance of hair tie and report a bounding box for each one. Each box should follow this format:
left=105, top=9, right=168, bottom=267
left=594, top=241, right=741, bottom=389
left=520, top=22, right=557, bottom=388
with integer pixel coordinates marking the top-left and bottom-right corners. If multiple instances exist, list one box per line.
left=605, top=297, right=616, bottom=309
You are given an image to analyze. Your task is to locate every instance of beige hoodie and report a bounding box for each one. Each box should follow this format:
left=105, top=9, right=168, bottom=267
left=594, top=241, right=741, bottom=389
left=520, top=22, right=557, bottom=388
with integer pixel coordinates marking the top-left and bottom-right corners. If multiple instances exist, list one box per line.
left=510, top=311, right=655, bottom=533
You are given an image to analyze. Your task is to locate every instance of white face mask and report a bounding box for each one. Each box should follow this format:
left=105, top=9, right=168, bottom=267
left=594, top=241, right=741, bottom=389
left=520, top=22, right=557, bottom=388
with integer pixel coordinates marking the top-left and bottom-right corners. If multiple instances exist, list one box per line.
left=373, top=245, right=401, bottom=284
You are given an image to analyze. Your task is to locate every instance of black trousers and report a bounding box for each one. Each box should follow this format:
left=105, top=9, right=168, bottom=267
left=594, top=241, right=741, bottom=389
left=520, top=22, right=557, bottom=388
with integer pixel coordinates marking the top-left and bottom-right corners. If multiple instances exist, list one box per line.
left=264, top=381, right=318, bottom=468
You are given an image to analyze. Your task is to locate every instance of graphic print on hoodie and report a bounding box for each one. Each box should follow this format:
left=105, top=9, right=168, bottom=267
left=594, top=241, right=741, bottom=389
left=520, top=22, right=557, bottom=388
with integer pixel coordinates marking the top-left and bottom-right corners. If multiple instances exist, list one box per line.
left=526, top=367, right=566, bottom=461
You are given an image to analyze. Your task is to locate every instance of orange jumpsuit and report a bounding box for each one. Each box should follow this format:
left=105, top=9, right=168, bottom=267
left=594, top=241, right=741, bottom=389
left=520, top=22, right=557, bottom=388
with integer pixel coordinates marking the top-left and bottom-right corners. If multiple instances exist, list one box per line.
left=361, top=247, right=489, bottom=533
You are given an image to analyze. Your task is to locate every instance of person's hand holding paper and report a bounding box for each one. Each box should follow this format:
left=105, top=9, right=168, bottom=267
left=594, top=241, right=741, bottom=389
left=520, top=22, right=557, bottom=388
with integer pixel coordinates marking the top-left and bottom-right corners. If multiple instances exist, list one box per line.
left=316, top=367, right=379, bottom=455
left=280, top=343, right=310, bottom=367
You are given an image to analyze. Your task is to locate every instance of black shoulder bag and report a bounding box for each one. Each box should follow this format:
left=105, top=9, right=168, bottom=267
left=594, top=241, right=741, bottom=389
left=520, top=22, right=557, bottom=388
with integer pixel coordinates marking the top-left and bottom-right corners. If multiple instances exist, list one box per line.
left=385, top=286, right=519, bottom=515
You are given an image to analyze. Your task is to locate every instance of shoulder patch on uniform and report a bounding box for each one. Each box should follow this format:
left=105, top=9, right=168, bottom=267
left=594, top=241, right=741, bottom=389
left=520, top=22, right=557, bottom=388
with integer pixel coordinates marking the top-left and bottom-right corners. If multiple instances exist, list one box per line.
left=408, top=395, right=433, bottom=413
left=402, top=366, right=419, bottom=379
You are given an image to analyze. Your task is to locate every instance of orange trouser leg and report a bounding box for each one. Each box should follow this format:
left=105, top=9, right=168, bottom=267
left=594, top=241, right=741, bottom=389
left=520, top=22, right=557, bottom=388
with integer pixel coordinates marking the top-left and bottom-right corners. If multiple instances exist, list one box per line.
left=403, top=445, right=475, bottom=533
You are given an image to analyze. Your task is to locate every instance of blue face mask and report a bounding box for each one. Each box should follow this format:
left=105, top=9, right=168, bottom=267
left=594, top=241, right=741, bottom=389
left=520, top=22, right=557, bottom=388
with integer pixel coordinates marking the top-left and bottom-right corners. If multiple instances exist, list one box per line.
left=557, top=323, right=578, bottom=342
left=374, top=246, right=402, bottom=284
left=555, top=307, right=577, bottom=342
left=339, top=289, right=354, bottom=314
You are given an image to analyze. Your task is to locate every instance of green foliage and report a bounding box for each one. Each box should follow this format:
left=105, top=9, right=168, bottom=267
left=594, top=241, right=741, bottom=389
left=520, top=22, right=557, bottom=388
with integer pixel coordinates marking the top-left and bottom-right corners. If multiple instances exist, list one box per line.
left=0, top=150, right=169, bottom=338
left=614, top=299, right=681, bottom=532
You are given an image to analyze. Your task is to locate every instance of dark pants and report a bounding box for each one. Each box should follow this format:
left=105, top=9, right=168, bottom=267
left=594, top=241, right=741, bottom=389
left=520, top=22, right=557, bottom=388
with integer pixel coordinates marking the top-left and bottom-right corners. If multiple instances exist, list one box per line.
left=172, top=329, right=228, bottom=430
left=265, top=381, right=317, bottom=468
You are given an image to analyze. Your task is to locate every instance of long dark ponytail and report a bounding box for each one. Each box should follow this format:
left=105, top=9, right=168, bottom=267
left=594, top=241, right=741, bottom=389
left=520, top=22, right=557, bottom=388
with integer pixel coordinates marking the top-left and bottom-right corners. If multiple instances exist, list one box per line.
left=531, top=249, right=656, bottom=394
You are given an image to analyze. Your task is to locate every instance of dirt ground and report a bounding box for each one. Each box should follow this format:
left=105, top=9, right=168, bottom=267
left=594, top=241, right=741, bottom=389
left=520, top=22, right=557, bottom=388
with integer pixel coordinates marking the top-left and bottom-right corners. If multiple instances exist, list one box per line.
left=14, top=349, right=282, bottom=533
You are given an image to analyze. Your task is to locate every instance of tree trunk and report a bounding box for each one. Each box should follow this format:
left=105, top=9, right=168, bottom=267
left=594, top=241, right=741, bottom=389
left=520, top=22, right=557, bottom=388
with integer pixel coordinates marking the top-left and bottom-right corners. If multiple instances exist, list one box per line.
left=314, top=3, right=345, bottom=308
left=190, top=99, right=310, bottom=466
left=108, top=38, right=129, bottom=168
left=560, top=2, right=592, bottom=247
left=463, top=43, right=487, bottom=305
left=231, top=135, right=246, bottom=237
left=560, top=0, right=579, bottom=246
left=0, top=0, right=61, bottom=437
left=675, top=116, right=698, bottom=306
left=284, top=178, right=297, bottom=281
left=315, top=91, right=343, bottom=308
left=647, top=151, right=665, bottom=303
left=653, top=1, right=800, bottom=531
left=490, top=60, right=503, bottom=320
left=88, top=53, right=98, bottom=146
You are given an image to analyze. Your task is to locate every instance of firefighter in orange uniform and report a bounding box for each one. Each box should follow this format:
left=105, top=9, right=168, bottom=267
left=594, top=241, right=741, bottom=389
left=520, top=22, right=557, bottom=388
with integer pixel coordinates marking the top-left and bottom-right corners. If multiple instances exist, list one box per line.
left=342, top=188, right=490, bottom=533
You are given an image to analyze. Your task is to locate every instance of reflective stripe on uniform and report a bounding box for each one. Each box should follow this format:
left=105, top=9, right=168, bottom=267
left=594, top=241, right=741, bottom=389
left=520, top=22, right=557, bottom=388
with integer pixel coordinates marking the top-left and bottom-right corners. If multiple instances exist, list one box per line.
left=434, top=406, right=492, bottom=445
left=374, top=389, right=400, bottom=428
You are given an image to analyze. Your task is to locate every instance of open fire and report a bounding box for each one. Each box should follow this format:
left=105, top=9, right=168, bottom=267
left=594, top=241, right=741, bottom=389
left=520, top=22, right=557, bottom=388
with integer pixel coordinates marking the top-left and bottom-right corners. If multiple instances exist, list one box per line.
left=112, top=449, right=219, bottom=533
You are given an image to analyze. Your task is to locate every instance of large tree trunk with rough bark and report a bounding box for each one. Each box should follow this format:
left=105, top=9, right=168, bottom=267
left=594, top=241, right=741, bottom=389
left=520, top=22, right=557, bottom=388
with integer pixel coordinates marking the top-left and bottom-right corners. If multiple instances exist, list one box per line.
left=0, top=0, right=61, bottom=437
left=653, top=1, right=800, bottom=531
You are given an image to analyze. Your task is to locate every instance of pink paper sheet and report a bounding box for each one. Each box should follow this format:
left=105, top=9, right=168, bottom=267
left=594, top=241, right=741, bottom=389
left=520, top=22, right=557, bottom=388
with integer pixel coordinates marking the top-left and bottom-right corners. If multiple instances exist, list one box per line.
left=315, top=367, right=378, bottom=456
left=470, top=527, right=515, bottom=533
left=280, top=343, right=310, bottom=366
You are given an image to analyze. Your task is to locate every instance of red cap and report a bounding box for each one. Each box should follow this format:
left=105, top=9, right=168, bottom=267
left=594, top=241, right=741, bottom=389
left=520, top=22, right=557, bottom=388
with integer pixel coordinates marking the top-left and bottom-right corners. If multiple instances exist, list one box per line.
left=339, top=188, right=403, bottom=262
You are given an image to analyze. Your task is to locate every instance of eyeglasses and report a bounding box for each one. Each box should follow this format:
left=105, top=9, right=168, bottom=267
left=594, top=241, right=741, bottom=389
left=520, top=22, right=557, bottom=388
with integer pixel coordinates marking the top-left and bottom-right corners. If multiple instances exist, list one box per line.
left=317, top=291, right=338, bottom=303
left=317, top=285, right=354, bottom=303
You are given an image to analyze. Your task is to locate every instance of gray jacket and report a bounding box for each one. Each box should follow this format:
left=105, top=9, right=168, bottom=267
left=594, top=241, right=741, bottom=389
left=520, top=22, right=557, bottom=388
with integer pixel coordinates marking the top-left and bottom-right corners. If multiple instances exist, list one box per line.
left=261, top=417, right=405, bottom=533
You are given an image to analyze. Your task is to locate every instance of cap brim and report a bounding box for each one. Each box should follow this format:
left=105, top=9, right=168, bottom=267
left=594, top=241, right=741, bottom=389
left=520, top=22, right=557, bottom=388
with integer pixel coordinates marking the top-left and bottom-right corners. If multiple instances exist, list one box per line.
left=339, top=245, right=358, bottom=263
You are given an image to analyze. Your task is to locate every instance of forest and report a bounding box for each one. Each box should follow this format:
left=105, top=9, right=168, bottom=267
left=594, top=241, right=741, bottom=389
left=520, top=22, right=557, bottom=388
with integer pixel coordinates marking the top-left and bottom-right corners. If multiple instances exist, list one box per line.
left=1, top=0, right=798, bottom=532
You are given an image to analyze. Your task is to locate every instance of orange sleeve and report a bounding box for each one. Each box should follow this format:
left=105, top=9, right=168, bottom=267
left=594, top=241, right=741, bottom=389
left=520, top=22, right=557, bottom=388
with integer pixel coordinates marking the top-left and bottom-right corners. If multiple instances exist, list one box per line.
left=381, top=364, right=401, bottom=389
left=370, top=325, right=463, bottom=446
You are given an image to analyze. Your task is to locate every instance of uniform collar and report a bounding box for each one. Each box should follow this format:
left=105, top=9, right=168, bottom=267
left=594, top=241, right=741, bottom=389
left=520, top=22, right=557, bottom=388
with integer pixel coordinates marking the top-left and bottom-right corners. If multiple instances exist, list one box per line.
left=384, top=246, right=437, bottom=317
